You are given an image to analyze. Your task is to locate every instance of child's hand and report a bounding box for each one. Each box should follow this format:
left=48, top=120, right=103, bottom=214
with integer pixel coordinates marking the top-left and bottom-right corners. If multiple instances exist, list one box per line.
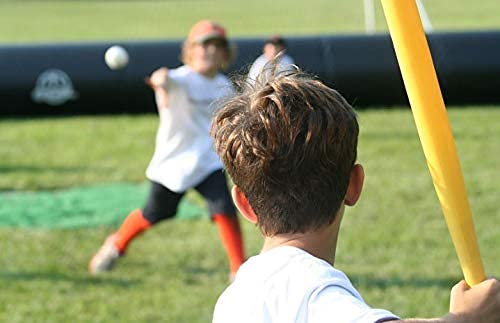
left=145, top=67, right=169, bottom=90
left=448, top=278, right=500, bottom=323
left=145, top=67, right=169, bottom=109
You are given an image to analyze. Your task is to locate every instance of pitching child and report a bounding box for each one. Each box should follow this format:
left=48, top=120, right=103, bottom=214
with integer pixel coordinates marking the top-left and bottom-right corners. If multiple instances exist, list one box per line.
left=210, top=68, right=500, bottom=322
left=89, top=20, right=245, bottom=279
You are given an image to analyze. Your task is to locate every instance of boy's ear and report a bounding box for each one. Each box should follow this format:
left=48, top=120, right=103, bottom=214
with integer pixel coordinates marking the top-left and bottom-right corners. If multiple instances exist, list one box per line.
left=231, top=186, right=258, bottom=224
left=345, top=164, right=364, bottom=206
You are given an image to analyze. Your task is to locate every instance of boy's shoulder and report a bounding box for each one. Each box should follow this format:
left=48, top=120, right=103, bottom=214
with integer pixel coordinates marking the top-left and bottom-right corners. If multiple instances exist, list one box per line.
left=168, top=65, right=191, bottom=80
left=170, top=65, right=231, bottom=85
left=222, top=246, right=361, bottom=307
left=242, top=246, right=353, bottom=287
left=214, top=246, right=399, bottom=323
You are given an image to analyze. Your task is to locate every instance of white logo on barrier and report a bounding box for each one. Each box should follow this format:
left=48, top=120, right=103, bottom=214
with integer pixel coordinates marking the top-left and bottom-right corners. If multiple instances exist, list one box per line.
left=31, top=69, right=79, bottom=106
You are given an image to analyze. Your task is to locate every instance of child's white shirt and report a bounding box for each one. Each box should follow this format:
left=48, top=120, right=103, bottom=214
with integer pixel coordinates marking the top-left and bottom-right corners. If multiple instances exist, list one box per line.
left=247, top=53, right=295, bottom=84
left=146, top=65, right=233, bottom=192
left=213, top=246, right=399, bottom=323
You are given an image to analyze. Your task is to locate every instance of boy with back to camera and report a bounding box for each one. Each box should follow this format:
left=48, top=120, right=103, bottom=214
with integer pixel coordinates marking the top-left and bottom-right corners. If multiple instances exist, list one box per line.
left=210, top=69, right=500, bottom=322
left=89, top=20, right=245, bottom=280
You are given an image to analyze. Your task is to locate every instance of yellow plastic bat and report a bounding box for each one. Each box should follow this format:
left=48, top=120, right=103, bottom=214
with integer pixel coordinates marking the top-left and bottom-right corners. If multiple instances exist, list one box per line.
left=381, top=0, right=485, bottom=286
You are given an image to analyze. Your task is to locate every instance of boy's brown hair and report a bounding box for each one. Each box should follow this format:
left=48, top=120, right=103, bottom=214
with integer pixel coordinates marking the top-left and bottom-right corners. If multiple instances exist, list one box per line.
left=211, top=70, right=359, bottom=236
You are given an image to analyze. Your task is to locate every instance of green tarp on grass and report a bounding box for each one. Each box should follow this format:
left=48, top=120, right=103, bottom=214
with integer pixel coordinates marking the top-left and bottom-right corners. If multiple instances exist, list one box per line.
left=0, top=183, right=208, bottom=228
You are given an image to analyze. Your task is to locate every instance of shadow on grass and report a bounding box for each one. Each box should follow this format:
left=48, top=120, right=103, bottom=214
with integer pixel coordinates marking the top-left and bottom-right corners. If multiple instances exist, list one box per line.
left=0, top=270, right=461, bottom=290
left=350, top=274, right=461, bottom=289
left=0, top=270, right=141, bottom=287
left=0, top=165, right=85, bottom=174
left=182, top=265, right=221, bottom=285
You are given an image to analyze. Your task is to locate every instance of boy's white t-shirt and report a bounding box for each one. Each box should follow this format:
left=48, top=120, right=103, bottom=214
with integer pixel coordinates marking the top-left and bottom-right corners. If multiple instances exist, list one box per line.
left=146, top=65, right=234, bottom=192
left=213, top=246, right=399, bottom=323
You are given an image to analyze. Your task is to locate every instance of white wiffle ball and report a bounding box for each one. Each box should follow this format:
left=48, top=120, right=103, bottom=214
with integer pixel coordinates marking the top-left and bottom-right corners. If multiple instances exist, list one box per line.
left=104, top=45, right=129, bottom=70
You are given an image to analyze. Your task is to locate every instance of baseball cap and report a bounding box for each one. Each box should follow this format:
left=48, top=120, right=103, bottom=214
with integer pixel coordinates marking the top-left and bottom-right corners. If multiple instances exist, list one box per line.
left=187, top=20, right=228, bottom=45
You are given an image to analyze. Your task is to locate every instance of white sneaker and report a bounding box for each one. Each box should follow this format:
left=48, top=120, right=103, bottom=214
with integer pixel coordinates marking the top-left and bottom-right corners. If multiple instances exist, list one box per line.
left=89, top=234, right=121, bottom=275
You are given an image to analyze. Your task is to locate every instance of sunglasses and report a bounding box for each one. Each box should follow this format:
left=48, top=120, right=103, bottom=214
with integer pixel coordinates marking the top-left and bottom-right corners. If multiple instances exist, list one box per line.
left=200, top=38, right=228, bottom=49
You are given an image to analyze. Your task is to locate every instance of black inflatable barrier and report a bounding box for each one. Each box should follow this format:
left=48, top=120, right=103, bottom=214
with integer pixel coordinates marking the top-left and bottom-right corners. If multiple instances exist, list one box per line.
left=1, top=30, right=499, bottom=116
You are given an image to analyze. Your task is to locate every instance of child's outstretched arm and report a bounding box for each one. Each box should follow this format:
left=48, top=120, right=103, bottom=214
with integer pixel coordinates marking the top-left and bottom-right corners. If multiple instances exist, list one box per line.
left=145, top=67, right=169, bottom=111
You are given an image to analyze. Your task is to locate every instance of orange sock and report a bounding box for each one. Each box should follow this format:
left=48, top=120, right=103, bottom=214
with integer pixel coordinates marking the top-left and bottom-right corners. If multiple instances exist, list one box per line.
left=113, top=209, right=152, bottom=253
left=213, top=214, right=245, bottom=274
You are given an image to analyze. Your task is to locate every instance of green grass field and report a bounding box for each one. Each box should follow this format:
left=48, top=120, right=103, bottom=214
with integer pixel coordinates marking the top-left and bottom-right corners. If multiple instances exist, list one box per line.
left=1, top=0, right=500, bottom=43
left=1, top=1, right=499, bottom=322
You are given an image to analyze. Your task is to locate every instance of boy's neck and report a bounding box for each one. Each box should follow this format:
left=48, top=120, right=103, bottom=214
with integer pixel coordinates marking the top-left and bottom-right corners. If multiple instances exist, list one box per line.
left=261, top=218, right=342, bottom=265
